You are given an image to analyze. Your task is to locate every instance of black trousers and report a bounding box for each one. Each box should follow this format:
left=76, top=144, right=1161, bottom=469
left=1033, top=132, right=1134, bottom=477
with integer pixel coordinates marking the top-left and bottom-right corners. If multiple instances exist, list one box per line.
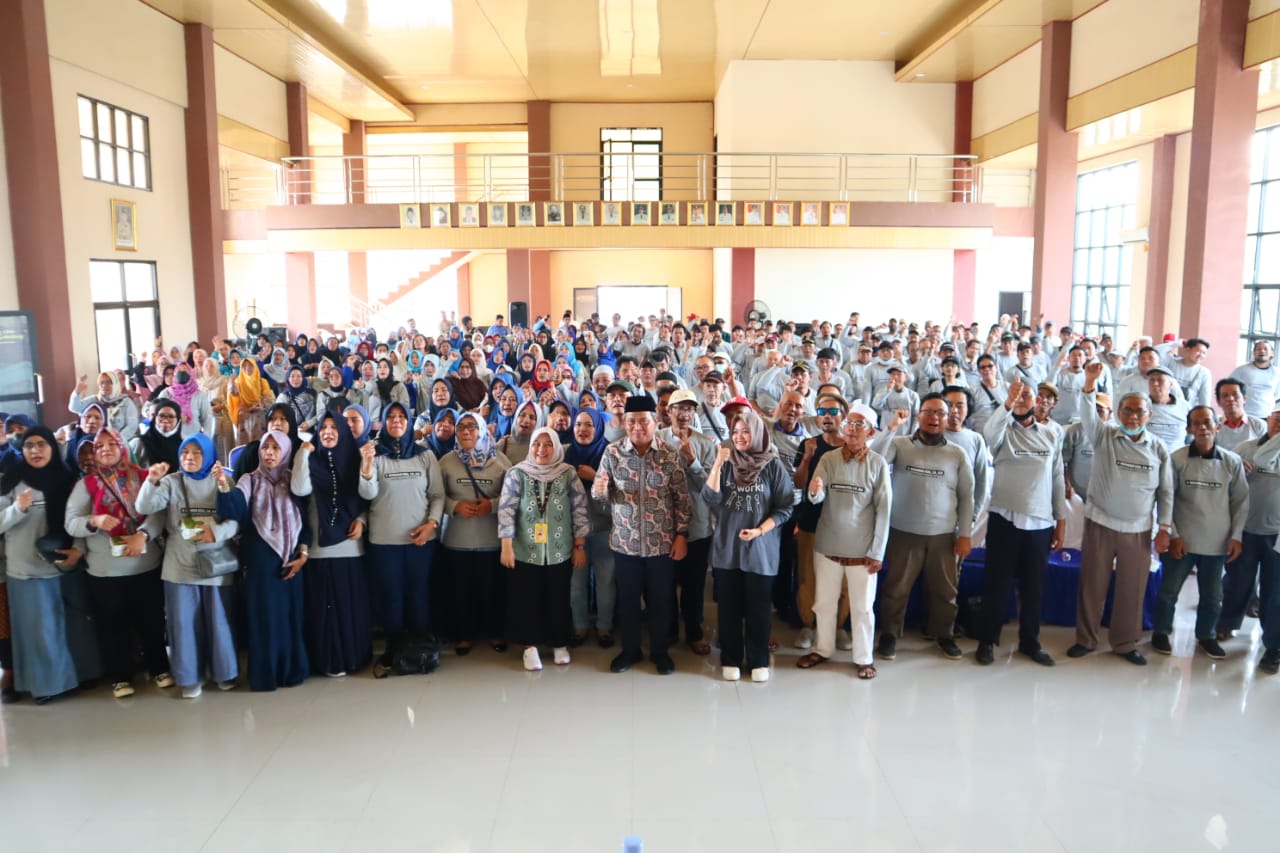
left=614, top=552, right=675, bottom=658
left=672, top=537, right=711, bottom=643
left=715, top=569, right=774, bottom=670
left=773, top=514, right=799, bottom=625
left=506, top=560, right=573, bottom=648
left=86, top=568, right=170, bottom=683
left=980, top=513, right=1051, bottom=648
left=449, top=548, right=506, bottom=643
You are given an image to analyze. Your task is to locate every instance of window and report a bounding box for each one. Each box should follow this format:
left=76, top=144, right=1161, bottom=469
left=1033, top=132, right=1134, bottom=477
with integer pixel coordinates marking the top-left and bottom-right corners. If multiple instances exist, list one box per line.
left=90, top=260, right=160, bottom=372
left=601, top=127, right=661, bottom=201
left=78, top=95, right=151, bottom=190
left=1070, top=161, right=1137, bottom=342
left=1242, top=125, right=1280, bottom=362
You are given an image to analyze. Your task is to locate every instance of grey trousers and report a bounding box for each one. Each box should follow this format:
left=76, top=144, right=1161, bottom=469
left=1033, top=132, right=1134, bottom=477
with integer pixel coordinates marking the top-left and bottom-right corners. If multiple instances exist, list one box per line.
left=879, top=529, right=958, bottom=640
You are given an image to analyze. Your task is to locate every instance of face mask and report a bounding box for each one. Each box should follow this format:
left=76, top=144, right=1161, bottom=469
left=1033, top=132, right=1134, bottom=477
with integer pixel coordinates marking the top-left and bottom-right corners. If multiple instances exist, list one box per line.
left=176, top=371, right=190, bottom=384
left=1120, top=424, right=1145, bottom=437
left=9, top=433, right=22, bottom=448
left=876, top=357, right=891, bottom=366
left=158, top=421, right=180, bottom=437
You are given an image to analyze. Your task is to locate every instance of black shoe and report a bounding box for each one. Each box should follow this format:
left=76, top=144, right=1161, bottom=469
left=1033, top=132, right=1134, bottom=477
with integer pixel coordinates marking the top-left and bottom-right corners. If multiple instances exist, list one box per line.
left=1198, top=638, right=1227, bottom=660
left=975, top=643, right=994, bottom=666
left=1019, top=645, right=1055, bottom=667
left=1246, top=598, right=1261, bottom=619
left=610, top=651, right=642, bottom=673
left=1151, top=633, right=1172, bottom=655
left=455, top=643, right=472, bottom=657
left=652, top=653, right=675, bottom=675
left=568, top=633, right=587, bottom=649
left=597, top=631, right=615, bottom=649
left=877, top=634, right=896, bottom=661
left=1118, top=649, right=1148, bottom=666
left=937, top=638, right=963, bottom=660
left=1259, top=648, right=1280, bottom=675
left=1066, top=644, right=1092, bottom=658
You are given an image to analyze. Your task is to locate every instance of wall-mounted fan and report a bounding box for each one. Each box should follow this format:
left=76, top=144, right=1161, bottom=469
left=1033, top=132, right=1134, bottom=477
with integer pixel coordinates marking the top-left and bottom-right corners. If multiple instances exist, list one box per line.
left=744, top=299, right=771, bottom=325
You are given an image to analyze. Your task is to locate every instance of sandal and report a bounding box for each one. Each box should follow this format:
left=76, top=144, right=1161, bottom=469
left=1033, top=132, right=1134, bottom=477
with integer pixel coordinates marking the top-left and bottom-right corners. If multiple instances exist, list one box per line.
left=597, top=631, right=615, bottom=649
left=455, top=642, right=473, bottom=657
left=857, top=664, right=877, bottom=680
left=768, top=636, right=779, bottom=652
left=689, top=640, right=711, bottom=656
left=796, top=652, right=829, bottom=669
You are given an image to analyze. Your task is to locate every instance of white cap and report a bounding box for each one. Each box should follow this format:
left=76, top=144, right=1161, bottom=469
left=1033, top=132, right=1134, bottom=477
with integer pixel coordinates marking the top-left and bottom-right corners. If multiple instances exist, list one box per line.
left=668, top=389, right=699, bottom=407
left=847, top=401, right=878, bottom=426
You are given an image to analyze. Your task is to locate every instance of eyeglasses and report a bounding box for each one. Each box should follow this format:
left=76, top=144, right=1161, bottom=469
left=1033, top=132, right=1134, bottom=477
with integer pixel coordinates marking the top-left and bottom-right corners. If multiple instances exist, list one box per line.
left=843, top=420, right=870, bottom=431
left=815, top=407, right=842, bottom=417
left=919, top=409, right=947, bottom=418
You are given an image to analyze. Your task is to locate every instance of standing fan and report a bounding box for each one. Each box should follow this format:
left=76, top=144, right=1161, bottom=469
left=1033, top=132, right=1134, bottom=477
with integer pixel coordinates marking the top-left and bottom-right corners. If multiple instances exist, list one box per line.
left=231, top=301, right=273, bottom=342
left=744, top=299, right=771, bottom=325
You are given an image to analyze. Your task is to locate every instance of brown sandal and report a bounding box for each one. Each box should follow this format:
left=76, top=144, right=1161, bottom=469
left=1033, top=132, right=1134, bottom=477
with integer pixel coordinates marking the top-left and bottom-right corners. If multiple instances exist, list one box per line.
left=689, top=640, right=711, bottom=656
left=857, top=664, right=877, bottom=680
left=796, top=652, right=829, bottom=669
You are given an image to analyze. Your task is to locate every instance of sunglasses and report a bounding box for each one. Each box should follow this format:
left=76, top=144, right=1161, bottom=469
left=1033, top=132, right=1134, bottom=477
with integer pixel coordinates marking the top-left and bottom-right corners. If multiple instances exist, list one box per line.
left=815, top=407, right=843, bottom=417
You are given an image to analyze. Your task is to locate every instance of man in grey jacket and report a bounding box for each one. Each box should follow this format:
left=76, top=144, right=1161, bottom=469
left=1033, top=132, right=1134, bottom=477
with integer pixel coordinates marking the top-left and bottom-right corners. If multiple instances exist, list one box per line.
left=976, top=379, right=1068, bottom=667
left=1152, top=406, right=1248, bottom=660
left=1068, top=363, right=1174, bottom=666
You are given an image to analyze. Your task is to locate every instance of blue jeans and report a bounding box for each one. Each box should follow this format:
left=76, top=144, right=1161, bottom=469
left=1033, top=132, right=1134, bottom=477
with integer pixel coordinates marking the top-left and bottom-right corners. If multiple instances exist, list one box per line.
left=1155, top=552, right=1225, bottom=639
left=1217, top=532, right=1279, bottom=633
left=570, top=530, right=616, bottom=632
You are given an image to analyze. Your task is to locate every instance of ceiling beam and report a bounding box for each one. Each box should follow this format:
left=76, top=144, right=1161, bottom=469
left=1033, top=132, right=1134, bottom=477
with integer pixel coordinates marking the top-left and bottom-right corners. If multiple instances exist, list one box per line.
left=245, top=0, right=413, bottom=120
left=895, top=0, right=1003, bottom=83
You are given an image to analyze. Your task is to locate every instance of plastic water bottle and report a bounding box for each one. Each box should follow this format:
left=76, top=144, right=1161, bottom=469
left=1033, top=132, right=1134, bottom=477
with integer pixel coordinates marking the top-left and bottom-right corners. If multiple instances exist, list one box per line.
left=623, top=835, right=643, bottom=853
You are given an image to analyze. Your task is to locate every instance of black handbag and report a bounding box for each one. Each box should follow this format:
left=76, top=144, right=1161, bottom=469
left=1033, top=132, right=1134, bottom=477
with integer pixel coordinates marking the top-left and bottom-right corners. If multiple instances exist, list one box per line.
left=35, top=534, right=72, bottom=569
left=391, top=635, right=441, bottom=676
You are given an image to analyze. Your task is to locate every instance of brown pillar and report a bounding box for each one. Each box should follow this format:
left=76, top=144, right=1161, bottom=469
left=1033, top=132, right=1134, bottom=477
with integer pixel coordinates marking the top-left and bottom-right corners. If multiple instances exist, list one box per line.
left=1181, top=0, right=1257, bottom=382
left=285, top=81, right=310, bottom=203
left=530, top=250, right=551, bottom=318
left=183, top=24, right=228, bottom=344
left=730, top=248, right=755, bottom=325
left=507, top=249, right=532, bottom=325
left=1030, top=20, right=1078, bottom=327
left=528, top=100, right=551, bottom=201
left=952, top=81, right=977, bottom=324
left=343, top=119, right=366, bottom=204
left=0, top=0, right=76, bottom=413
left=953, top=251, right=977, bottom=324
left=457, top=261, right=472, bottom=316
left=1144, top=134, right=1178, bottom=337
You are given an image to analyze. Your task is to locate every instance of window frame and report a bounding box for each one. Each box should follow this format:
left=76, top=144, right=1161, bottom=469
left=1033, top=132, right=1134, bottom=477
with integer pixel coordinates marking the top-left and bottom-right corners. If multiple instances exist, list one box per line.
left=599, top=127, right=663, bottom=202
left=1242, top=124, right=1280, bottom=364
left=89, top=259, right=161, bottom=372
left=78, top=94, right=152, bottom=191
left=1069, top=160, right=1138, bottom=343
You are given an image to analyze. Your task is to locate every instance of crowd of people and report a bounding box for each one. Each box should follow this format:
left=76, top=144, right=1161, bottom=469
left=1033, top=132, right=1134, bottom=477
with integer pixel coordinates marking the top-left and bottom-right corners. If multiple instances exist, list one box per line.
left=0, top=305, right=1277, bottom=704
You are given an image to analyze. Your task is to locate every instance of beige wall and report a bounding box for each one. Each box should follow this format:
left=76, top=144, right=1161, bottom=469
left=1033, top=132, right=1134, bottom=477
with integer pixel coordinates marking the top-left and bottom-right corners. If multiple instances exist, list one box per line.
left=548, top=249, right=713, bottom=319
left=468, top=251, right=508, bottom=324
left=0, top=83, right=18, bottom=311
left=214, top=45, right=288, bottom=142
left=974, top=238, right=1035, bottom=323
left=224, top=252, right=287, bottom=329
left=972, top=45, right=1040, bottom=139
left=1255, top=0, right=1280, bottom=17
left=1069, top=0, right=1200, bottom=97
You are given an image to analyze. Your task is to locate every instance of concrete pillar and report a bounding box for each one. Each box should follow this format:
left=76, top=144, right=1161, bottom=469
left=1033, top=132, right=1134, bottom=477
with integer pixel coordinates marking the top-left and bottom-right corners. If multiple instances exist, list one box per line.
left=284, top=82, right=316, bottom=335
left=528, top=100, right=551, bottom=201
left=183, top=23, right=228, bottom=344
left=1030, top=20, right=1078, bottom=327
left=730, top=248, right=756, bottom=326
left=952, top=80, right=977, bottom=323
left=1143, top=135, right=1178, bottom=337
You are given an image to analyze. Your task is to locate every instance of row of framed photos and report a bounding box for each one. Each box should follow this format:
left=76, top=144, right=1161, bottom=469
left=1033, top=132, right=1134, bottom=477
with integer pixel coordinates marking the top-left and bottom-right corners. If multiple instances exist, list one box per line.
left=398, top=201, right=854, bottom=229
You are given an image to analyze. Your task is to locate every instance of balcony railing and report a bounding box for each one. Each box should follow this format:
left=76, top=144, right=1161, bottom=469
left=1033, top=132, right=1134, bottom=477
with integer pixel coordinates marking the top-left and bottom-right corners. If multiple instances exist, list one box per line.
left=220, top=152, right=1035, bottom=209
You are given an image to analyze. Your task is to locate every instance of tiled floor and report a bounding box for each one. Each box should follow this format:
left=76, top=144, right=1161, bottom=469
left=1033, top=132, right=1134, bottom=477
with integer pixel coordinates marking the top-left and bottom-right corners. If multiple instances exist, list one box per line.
left=1, top=585, right=1275, bottom=853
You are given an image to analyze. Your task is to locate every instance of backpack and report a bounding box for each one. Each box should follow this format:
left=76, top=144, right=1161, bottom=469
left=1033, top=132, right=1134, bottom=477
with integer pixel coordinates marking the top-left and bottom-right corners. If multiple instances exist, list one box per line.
left=391, top=635, right=442, bottom=676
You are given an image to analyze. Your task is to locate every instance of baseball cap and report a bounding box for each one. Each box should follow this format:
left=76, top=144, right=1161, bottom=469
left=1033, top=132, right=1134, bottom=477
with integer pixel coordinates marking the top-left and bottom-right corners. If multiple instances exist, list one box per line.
left=701, top=370, right=725, bottom=384
left=656, top=371, right=679, bottom=385
left=1095, top=393, right=1112, bottom=408
left=668, top=389, right=699, bottom=407
left=720, top=396, right=751, bottom=413
left=1146, top=366, right=1174, bottom=378
left=606, top=379, right=635, bottom=394
left=1163, top=333, right=1177, bottom=343
left=1037, top=381, right=1059, bottom=398
left=887, top=363, right=906, bottom=374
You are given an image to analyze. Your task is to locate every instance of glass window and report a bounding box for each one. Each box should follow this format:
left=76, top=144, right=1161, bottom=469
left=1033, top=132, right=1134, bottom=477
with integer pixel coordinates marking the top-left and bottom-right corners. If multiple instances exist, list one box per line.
left=78, top=95, right=151, bottom=190
left=1070, top=160, right=1138, bottom=341
left=600, top=128, right=662, bottom=201
left=89, top=260, right=160, bottom=372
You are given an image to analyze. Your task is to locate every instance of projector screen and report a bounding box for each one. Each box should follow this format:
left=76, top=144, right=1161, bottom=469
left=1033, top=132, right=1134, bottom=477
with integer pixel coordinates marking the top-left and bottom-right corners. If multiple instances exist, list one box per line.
left=595, top=286, right=682, bottom=325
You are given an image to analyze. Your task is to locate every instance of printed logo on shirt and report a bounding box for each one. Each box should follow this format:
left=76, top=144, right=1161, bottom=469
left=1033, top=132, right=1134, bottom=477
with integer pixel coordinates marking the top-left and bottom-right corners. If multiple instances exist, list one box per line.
left=830, top=483, right=866, bottom=494
left=458, top=478, right=494, bottom=488
left=1115, top=460, right=1152, bottom=472
left=905, top=465, right=945, bottom=478
left=1012, top=449, right=1051, bottom=458
left=1184, top=479, right=1222, bottom=490
left=384, top=471, right=423, bottom=480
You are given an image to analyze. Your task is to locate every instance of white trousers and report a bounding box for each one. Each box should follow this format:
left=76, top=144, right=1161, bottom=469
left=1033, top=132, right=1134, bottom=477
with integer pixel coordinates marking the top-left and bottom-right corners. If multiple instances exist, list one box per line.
left=813, top=552, right=877, bottom=665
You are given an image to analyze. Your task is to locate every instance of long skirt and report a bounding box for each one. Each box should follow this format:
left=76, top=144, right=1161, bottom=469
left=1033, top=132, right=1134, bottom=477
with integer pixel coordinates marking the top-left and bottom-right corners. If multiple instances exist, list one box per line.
left=8, top=574, right=102, bottom=699
left=243, top=542, right=309, bottom=691
left=368, top=542, right=435, bottom=661
left=303, top=556, right=372, bottom=675
left=164, top=582, right=238, bottom=688
left=506, top=560, right=573, bottom=648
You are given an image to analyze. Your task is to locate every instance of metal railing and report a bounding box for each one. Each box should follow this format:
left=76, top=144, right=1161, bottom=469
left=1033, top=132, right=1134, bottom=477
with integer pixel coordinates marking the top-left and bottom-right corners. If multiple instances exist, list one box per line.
left=220, top=152, right=1035, bottom=209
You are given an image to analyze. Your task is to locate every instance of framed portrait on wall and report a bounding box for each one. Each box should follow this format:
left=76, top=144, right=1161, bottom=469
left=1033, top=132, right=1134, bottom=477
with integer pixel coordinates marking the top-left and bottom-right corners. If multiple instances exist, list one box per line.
left=800, top=202, right=821, bottom=226
left=516, top=203, right=536, bottom=227
left=772, top=202, right=793, bottom=227
left=398, top=204, right=420, bottom=229
left=429, top=203, right=451, bottom=228
left=828, top=202, right=850, bottom=226
left=602, top=202, right=622, bottom=225
left=573, top=202, right=594, bottom=226
left=459, top=203, right=480, bottom=227
left=111, top=199, right=137, bottom=250
left=687, top=202, right=708, bottom=226
left=488, top=203, right=508, bottom=227
left=631, top=202, right=652, bottom=225
left=715, top=202, right=736, bottom=226
left=744, top=202, right=764, bottom=226
left=544, top=202, right=565, bottom=226
left=658, top=202, right=679, bottom=226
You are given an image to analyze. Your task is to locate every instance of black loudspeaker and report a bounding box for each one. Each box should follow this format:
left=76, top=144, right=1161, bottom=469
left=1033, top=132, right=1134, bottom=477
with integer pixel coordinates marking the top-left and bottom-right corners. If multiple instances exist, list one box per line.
left=509, top=301, right=529, bottom=328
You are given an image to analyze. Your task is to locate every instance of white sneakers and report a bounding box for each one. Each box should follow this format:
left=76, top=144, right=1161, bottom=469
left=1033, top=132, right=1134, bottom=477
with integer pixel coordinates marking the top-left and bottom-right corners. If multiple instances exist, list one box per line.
left=523, top=647, right=543, bottom=671
left=553, top=647, right=571, bottom=665
left=751, top=667, right=770, bottom=683
left=794, top=628, right=815, bottom=649
left=111, top=682, right=134, bottom=699
left=722, top=666, right=741, bottom=681
left=836, top=630, right=854, bottom=651
left=182, top=684, right=203, bottom=700
left=216, top=680, right=237, bottom=691
left=153, top=673, right=175, bottom=689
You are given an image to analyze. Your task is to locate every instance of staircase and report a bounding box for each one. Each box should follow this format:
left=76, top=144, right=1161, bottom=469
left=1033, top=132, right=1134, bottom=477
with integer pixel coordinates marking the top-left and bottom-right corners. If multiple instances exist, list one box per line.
left=378, top=250, right=474, bottom=305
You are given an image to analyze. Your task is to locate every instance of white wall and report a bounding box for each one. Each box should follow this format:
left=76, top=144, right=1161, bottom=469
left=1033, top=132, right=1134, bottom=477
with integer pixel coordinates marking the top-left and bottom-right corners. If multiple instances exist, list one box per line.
left=754, top=248, right=955, bottom=326
left=972, top=45, right=1040, bottom=138
left=712, top=247, right=732, bottom=322
left=1069, top=0, right=1200, bottom=96
left=214, top=46, right=287, bottom=141
left=974, top=238, right=1035, bottom=325
left=0, top=82, right=18, bottom=310
left=224, top=252, right=287, bottom=330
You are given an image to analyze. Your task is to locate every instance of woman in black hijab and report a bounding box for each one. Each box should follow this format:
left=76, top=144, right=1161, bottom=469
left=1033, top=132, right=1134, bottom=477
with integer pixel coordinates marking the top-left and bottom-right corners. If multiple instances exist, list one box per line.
left=232, top=402, right=299, bottom=481
left=133, top=399, right=184, bottom=470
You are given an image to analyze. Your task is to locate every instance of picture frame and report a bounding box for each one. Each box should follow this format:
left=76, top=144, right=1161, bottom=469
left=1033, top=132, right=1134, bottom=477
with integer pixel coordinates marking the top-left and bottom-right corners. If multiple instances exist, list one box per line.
left=828, top=201, right=850, bottom=226
left=487, top=203, right=508, bottom=227
left=544, top=202, right=565, bottom=226
left=573, top=202, right=594, bottom=226
left=516, top=202, right=536, bottom=227
left=631, top=201, right=652, bottom=226
left=458, top=203, right=480, bottom=228
left=800, top=202, right=821, bottom=226
left=111, top=199, right=137, bottom=250
left=772, top=202, right=793, bottom=227
left=744, top=202, right=764, bottom=226
left=429, top=203, right=451, bottom=228
left=658, top=201, right=679, bottom=226
left=602, top=202, right=623, bottom=226
left=715, top=201, right=736, bottom=226
left=687, top=202, right=708, bottom=226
